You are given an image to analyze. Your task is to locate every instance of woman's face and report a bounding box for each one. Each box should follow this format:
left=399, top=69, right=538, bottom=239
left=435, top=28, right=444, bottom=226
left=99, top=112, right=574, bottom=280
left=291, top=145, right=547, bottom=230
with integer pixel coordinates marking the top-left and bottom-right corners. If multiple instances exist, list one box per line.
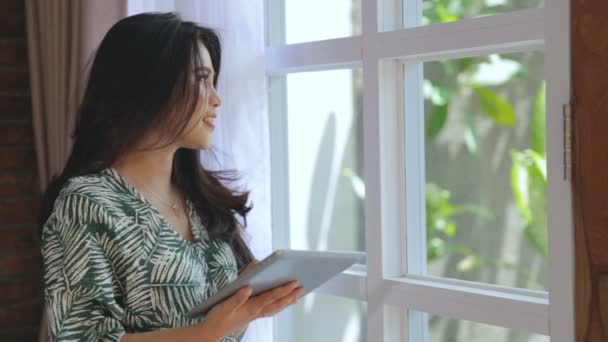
left=176, top=42, right=222, bottom=150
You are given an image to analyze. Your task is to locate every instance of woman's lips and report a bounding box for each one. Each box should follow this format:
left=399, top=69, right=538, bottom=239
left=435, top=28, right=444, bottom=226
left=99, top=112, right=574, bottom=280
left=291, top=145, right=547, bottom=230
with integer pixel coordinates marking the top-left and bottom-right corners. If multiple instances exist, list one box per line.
left=202, top=115, right=216, bottom=129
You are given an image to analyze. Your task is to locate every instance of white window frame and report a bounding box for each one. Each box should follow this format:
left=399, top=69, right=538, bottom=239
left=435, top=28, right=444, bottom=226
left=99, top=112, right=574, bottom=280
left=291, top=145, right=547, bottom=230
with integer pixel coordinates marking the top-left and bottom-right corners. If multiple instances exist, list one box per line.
left=265, top=1, right=573, bottom=341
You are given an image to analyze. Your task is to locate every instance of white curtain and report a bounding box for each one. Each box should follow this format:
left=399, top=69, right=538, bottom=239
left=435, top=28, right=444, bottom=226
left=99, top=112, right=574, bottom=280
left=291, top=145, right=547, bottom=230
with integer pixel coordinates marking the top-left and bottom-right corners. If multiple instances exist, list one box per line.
left=127, top=1, right=273, bottom=341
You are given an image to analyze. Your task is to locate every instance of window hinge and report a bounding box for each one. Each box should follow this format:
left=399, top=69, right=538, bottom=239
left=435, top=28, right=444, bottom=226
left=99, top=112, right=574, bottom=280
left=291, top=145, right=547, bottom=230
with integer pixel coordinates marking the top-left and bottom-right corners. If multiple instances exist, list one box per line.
left=563, top=102, right=574, bottom=182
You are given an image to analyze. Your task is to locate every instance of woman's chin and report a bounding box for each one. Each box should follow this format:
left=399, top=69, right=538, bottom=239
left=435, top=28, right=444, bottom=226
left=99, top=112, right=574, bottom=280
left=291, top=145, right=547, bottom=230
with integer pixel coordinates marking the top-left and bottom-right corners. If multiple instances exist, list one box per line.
left=195, top=141, right=212, bottom=150
left=180, top=138, right=212, bottom=150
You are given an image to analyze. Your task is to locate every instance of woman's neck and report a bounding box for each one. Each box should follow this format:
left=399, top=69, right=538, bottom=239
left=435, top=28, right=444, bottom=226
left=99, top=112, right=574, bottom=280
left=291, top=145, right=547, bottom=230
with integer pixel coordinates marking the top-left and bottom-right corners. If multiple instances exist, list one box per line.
left=111, top=145, right=178, bottom=196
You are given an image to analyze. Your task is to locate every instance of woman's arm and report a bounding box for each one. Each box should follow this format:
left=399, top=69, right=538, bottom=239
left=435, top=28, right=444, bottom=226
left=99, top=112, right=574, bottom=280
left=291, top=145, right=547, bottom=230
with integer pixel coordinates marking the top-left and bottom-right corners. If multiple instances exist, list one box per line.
left=122, top=282, right=303, bottom=342
left=120, top=323, right=220, bottom=342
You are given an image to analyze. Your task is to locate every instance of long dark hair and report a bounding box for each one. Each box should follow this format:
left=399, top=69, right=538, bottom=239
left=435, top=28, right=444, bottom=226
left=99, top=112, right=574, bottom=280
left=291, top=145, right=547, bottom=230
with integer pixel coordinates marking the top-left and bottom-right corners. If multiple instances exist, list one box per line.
left=38, top=12, right=254, bottom=268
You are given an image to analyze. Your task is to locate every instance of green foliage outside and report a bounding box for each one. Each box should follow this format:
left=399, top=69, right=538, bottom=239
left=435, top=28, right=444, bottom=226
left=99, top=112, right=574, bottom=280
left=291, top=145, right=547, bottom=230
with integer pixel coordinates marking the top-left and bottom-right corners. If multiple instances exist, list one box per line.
left=344, top=0, right=548, bottom=276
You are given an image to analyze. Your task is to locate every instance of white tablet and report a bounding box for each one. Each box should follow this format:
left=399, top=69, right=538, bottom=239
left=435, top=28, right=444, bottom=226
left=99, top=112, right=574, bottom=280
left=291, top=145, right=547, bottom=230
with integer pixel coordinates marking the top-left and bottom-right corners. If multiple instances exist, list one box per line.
left=188, top=249, right=365, bottom=317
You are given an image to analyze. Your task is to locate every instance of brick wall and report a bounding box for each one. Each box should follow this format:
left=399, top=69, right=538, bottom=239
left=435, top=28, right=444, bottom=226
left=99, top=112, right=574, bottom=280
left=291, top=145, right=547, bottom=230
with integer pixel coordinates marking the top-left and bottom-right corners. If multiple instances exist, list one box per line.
left=0, top=0, right=43, bottom=341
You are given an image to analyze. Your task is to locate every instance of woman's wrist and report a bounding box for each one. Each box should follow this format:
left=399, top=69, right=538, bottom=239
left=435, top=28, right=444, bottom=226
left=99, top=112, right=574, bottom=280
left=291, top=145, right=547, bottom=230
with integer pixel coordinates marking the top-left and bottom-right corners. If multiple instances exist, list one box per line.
left=120, top=322, right=223, bottom=342
left=194, top=320, right=223, bottom=342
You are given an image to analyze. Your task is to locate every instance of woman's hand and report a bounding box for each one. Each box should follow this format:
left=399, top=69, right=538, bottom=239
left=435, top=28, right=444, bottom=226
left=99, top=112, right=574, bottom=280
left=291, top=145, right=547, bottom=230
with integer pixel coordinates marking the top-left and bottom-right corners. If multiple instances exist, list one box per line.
left=201, top=281, right=304, bottom=340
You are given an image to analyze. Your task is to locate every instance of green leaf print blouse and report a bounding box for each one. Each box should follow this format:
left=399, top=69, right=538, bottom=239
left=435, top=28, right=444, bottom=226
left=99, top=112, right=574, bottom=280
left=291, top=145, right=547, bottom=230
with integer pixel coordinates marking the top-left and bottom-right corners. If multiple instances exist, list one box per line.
left=41, top=168, right=243, bottom=341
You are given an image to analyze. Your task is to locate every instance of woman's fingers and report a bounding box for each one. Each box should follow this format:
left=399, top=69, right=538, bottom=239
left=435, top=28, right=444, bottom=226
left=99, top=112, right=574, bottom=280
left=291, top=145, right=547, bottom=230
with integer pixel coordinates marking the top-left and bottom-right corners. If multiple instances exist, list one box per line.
left=258, top=287, right=304, bottom=317
left=250, top=281, right=299, bottom=306
left=218, top=286, right=253, bottom=314
left=244, top=281, right=300, bottom=317
left=212, top=281, right=303, bottom=324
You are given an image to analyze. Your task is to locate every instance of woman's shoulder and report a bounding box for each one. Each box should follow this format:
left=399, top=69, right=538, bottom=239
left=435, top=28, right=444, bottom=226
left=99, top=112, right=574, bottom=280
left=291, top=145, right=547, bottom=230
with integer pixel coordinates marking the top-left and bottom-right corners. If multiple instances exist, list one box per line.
left=58, top=169, right=128, bottom=201
left=53, top=169, right=132, bottom=222
left=59, top=169, right=109, bottom=195
left=43, top=169, right=140, bottom=239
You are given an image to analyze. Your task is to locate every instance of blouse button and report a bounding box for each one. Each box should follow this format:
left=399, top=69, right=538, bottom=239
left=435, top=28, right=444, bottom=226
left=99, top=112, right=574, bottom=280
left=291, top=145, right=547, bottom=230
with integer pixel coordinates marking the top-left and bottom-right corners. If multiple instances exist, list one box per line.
left=138, top=259, right=146, bottom=267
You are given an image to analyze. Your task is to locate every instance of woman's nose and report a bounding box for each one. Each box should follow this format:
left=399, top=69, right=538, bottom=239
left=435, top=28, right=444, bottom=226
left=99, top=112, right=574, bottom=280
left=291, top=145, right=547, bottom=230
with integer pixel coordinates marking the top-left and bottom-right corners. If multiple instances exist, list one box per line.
left=210, top=89, right=222, bottom=108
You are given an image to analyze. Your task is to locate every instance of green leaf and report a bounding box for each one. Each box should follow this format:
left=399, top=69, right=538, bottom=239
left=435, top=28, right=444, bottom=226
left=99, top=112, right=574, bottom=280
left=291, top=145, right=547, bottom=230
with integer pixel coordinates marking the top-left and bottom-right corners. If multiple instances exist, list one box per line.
left=426, top=104, right=448, bottom=140
left=441, top=60, right=457, bottom=77
left=526, top=152, right=548, bottom=257
left=511, top=151, right=532, bottom=222
left=474, top=86, right=517, bottom=127
left=428, top=237, right=447, bottom=261
left=456, top=57, right=475, bottom=73
left=464, top=111, right=479, bottom=157
left=461, top=0, right=475, bottom=9
left=423, top=80, right=448, bottom=106
left=426, top=182, right=494, bottom=264
left=532, top=82, right=546, bottom=155
left=436, top=4, right=459, bottom=22
left=527, top=148, right=547, bottom=180
left=342, top=168, right=366, bottom=199
left=510, top=150, right=548, bottom=256
left=444, top=223, right=457, bottom=237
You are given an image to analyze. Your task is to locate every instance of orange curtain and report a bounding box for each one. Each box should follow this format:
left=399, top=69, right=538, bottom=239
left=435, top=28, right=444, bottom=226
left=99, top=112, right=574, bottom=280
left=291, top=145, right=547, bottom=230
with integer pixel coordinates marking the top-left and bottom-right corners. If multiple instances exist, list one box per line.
left=25, top=1, right=126, bottom=340
left=25, top=0, right=126, bottom=192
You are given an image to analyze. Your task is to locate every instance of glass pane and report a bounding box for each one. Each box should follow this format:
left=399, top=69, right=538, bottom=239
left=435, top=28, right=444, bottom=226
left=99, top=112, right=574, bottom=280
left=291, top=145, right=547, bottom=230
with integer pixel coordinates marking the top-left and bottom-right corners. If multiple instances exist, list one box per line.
left=285, top=69, right=365, bottom=252
left=421, top=0, right=544, bottom=26
left=410, top=310, right=549, bottom=342
left=268, top=0, right=361, bottom=45
left=281, top=293, right=367, bottom=342
left=420, top=51, right=547, bottom=289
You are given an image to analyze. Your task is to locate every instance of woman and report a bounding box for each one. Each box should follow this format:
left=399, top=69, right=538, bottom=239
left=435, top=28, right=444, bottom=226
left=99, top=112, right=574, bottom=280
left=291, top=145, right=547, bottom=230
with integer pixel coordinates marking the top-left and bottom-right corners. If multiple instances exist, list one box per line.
left=39, top=12, right=302, bottom=342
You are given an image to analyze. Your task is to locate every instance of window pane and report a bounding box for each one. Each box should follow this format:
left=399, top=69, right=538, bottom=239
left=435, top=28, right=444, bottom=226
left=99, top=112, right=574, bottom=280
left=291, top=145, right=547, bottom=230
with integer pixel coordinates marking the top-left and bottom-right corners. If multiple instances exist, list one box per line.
left=280, top=294, right=367, bottom=342
left=282, top=69, right=365, bottom=252
left=267, top=0, right=361, bottom=45
left=410, top=310, right=549, bottom=342
left=420, top=0, right=544, bottom=26
left=416, top=51, right=547, bottom=289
